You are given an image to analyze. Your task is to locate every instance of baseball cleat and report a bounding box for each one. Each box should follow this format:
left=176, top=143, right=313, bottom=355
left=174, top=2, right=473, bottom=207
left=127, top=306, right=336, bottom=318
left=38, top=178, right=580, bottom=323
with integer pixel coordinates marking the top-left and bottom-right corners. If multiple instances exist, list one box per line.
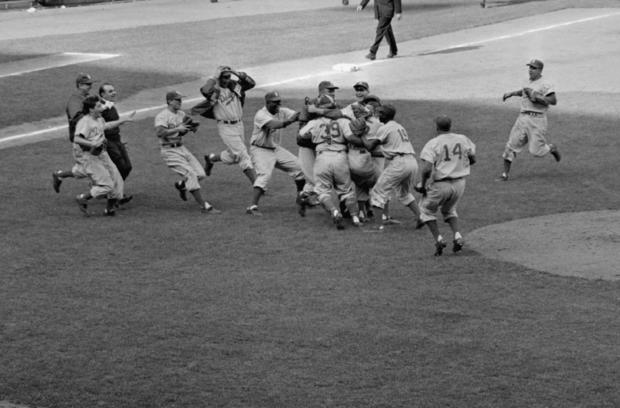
left=549, top=144, right=561, bottom=162
left=382, top=216, right=402, bottom=225
left=52, top=171, right=62, bottom=193
left=453, top=237, right=464, bottom=253
left=75, top=194, right=90, bottom=217
left=204, top=154, right=214, bottom=176
left=332, top=212, right=345, bottom=230
left=365, top=53, right=376, bottom=61
left=174, top=181, right=188, bottom=201
left=386, top=52, right=397, bottom=59
left=342, top=0, right=349, bottom=4
left=296, top=193, right=308, bottom=217
left=352, top=215, right=362, bottom=227
left=103, top=208, right=116, bottom=216
left=415, top=218, right=426, bottom=230
left=202, top=204, right=222, bottom=214
left=246, top=205, right=262, bottom=217
left=480, top=0, right=486, bottom=7
left=434, top=239, right=447, bottom=256
left=496, top=172, right=508, bottom=181
left=118, top=195, right=133, bottom=206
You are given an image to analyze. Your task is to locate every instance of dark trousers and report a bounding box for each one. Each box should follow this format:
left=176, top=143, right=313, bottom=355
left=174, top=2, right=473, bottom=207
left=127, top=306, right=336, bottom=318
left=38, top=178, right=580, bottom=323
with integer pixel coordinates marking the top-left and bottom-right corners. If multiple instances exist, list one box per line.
left=106, top=140, right=132, bottom=180
left=369, top=16, right=397, bottom=55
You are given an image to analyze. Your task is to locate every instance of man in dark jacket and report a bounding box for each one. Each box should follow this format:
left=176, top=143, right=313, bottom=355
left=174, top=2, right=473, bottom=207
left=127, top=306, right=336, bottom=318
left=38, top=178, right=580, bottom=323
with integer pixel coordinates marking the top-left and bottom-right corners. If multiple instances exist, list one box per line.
left=357, top=0, right=402, bottom=60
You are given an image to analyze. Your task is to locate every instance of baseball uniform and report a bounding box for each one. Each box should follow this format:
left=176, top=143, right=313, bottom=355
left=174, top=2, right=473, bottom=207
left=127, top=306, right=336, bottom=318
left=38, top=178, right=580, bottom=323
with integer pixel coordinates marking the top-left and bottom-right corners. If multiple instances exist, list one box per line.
left=419, top=132, right=476, bottom=223
left=250, top=105, right=305, bottom=191
left=155, top=108, right=206, bottom=192
left=368, top=120, right=417, bottom=209
left=299, top=117, right=358, bottom=216
left=503, top=76, right=555, bottom=161
left=74, top=115, right=124, bottom=200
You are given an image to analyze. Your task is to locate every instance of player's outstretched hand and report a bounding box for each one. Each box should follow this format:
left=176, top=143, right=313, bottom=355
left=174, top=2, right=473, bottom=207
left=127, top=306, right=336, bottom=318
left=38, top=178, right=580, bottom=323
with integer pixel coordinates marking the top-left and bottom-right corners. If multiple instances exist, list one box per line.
left=126, top=111, right=137, bottom=122
left=502, top=92, right=511, bottom=102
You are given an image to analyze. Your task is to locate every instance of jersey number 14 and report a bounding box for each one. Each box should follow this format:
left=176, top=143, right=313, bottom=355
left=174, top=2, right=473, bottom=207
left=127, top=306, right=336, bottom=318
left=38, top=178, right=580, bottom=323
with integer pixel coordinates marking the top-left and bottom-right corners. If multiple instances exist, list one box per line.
left=442, top=143, right=464, bottom=161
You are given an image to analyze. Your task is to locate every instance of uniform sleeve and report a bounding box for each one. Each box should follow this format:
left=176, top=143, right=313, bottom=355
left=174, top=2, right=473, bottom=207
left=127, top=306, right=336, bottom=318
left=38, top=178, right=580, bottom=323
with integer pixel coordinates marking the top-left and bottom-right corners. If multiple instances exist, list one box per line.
left=542, top=81, right=555, bottom=96
left=75, top=116, right=89, bottom=138
left=339, top=119, right=353, bottom=139
left=466, top=136, right=476, bottom=155
left=280, top=107, right=297, bottom=122
left=154, top=112, right=167, bottom=129
left=419, top=139, right=437, bottom=163
left=299, top=120, right=316, bottom=138
left=254, top=109, right=272, bottom=130
left=370, top=123, right=388, bottom=143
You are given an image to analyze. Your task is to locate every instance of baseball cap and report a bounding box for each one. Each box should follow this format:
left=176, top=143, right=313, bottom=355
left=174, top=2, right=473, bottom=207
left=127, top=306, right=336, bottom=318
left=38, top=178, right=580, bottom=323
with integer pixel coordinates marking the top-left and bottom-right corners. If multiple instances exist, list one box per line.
left=166, top=91, right=184, bottom=102
left=264, top=90, right=282, bottom=102
left=353, top=81, right=369, bottom=91
left=318, top=81, right=339, bottom=92
left=526, top=59, right=544, bottom=70
left=362, top=94, right=381, bottom=104
left=76, top=73, right=95, bottom=86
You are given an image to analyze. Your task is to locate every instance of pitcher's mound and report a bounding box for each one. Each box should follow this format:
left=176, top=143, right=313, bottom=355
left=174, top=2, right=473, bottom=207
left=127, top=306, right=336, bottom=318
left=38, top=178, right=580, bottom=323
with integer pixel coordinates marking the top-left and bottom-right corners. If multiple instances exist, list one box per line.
left=468, top=210, right=620, bottom=281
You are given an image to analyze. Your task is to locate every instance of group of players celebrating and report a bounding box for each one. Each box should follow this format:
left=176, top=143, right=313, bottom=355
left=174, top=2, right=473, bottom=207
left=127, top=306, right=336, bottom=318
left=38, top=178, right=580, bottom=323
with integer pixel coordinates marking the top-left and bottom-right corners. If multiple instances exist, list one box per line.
left=53, top=67, right=477, bottom=256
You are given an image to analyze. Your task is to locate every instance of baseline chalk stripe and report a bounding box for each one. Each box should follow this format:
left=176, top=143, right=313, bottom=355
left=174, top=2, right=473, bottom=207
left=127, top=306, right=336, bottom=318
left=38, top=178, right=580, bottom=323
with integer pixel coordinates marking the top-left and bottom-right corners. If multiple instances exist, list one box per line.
left=3, top=11, right=620, bottom=146
left=0, top=52, right=120, bottom=79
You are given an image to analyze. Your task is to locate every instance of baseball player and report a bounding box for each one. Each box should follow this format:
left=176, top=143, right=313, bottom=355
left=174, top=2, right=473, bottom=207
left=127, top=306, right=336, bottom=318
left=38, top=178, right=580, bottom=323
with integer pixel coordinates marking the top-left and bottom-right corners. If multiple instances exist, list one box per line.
left=417, top=116, right=476, bottom=256
left=196, top=66, right=257, bottom=185
left=155, top=91, right=220, bottom=214
left=362, top=104, right=421, bottom=228
left=73, top=96, right=135, bottom=216
left=299, top=116, right=361, bottom=229
left=246, top=91, right=308, bottom=216
left=296, top=81, right=343, bottom=208
left=499, top=59, right=561, bottom=181
left=99, top=82, right=134, bottom=206
left=52, top=73, right=96, bottom=193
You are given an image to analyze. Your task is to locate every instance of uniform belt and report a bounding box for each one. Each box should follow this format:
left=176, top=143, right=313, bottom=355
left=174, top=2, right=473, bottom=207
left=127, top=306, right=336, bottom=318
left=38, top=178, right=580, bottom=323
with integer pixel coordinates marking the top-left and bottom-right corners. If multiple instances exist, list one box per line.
left=162, top=142, right=183, bottom=148
left=217, top=119, right=240, bottom=125
left=435, top=176, right=463, bottom=182
left=251, top=143, right=275, bottom=151
left=521, top=111, right=544, bottom=117
left=387, top=152, right=413, bottom=159
left=317, top=150, right=346, bottom=155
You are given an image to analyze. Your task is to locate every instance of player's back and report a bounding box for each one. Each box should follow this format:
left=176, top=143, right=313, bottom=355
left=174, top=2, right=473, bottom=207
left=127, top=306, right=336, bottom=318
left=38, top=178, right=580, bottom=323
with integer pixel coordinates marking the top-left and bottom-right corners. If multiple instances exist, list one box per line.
left=422, top=132, right=475, bottom=180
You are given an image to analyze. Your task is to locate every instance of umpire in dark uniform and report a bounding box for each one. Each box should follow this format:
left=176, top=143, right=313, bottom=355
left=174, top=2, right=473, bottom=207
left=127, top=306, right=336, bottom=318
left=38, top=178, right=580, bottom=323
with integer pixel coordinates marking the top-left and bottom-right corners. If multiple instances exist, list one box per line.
left=357, top=0, right=402, bottom=60
left=99, top=82, right=134, bottom=204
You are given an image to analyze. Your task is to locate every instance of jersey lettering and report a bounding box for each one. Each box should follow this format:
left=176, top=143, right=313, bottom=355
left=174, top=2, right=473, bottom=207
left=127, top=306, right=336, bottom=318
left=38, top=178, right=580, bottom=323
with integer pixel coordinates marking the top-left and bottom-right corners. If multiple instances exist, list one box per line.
left=397, top=128, right=409, bottom=142
left=318, top=121, right=342, bottom=145
left=442, top=143, right=463, bottom=162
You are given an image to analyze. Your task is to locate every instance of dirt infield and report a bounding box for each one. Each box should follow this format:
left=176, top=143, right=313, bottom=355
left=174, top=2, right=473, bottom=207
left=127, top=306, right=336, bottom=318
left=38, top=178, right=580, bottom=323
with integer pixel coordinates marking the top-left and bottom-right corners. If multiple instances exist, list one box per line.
left=468, top=210, right=620, bottom=281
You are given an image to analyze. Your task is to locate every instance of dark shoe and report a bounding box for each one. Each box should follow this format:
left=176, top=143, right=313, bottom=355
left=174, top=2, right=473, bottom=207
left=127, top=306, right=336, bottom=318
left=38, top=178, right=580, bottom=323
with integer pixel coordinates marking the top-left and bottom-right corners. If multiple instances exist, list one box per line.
left=365, top=53, right=376, bottom=61
left=415, top=218, right=426, bottom=230
left=175, top=181, right=187, bottom=201
left=549, top=144, right=561, bottom=162
left=480, top=0, right=486, bottom=8
left=307, top=193, right=320, bottom=207
left=204, top=154, right=214, bottom=176
left=434, top=239, right=447, bottom=256
left=342, top=0, right=349, bottom=4
left=332, top=211, right=345, bottom=230
left=296, top=193, right=308, bottom=217
left=52, top=171, right=62, bottom=193
left=118, top=195, right=133, bottom=206
left=76, top=194, right=90, bottom=216
left=387, top=52, right=397, bottom=58
left=496, top=172, right=508, bottom=182
left=453, top=237, right=464, bottom=253
left=103, top=208, right=116, bottom=216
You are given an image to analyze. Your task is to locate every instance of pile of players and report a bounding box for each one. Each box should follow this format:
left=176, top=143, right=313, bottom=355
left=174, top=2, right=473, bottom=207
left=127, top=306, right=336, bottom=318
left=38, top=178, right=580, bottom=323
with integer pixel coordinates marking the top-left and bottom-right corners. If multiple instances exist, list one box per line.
left=53, top=69, right=477, bottom=256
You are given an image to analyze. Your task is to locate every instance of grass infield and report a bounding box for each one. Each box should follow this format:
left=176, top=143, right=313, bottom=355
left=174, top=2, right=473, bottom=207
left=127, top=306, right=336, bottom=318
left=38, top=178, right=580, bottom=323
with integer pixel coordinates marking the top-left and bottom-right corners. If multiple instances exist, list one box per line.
left=1, top=1, right=620, bottom=407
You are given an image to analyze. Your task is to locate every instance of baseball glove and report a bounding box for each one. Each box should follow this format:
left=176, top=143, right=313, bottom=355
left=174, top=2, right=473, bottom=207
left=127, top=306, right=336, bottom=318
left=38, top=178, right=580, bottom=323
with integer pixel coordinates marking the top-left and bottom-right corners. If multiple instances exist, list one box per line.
left=180, top=116, right=200, bottom=134
left=349, top=117, right=369, bottom=137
